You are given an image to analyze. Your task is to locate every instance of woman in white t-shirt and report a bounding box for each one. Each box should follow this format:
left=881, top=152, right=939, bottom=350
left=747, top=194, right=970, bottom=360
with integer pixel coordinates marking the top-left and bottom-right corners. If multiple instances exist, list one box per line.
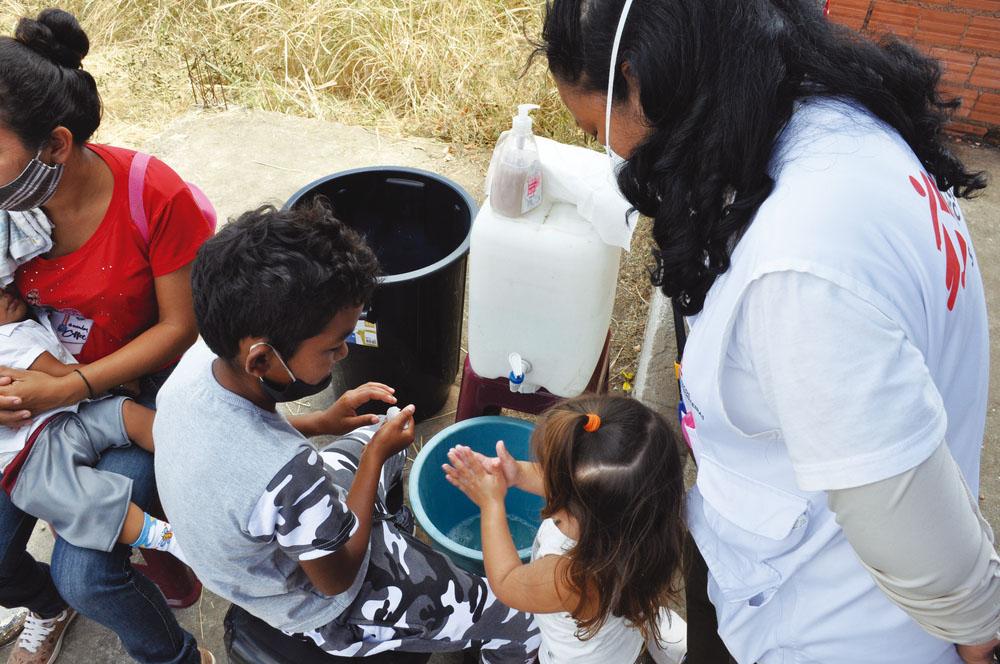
left=536, top=1, right=997, bottom=664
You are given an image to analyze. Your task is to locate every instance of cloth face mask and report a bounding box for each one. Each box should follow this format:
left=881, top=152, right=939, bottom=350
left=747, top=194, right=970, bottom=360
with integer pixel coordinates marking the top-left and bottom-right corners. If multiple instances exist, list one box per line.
left=0, top=150, right=64, bottom=211
left=249, top=342, right=333, bottom=402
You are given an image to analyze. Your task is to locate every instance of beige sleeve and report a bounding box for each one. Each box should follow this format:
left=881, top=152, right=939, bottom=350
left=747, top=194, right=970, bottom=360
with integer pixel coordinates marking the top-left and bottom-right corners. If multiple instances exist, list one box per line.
left=827, top=441, right=1000, bottom=645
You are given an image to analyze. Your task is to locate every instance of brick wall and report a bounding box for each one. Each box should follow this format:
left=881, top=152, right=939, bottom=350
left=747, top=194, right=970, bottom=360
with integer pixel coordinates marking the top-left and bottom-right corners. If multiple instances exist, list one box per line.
left=828, top=0, right=1000, bottom=143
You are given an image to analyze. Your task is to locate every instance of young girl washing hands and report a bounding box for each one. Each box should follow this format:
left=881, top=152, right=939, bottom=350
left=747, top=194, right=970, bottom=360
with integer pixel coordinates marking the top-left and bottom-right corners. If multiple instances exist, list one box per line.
left=444, top=395, right=689, bottom=664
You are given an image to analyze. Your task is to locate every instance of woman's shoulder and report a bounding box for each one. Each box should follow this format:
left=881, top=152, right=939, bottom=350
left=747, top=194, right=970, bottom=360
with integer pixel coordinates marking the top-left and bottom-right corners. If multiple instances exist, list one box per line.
left=88, top=143, right=191, bottom=200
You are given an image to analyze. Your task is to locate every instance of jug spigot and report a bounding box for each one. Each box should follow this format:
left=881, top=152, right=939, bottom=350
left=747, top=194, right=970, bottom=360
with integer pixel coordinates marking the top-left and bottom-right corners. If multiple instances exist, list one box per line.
left=508, top=352, right=532, bottom=393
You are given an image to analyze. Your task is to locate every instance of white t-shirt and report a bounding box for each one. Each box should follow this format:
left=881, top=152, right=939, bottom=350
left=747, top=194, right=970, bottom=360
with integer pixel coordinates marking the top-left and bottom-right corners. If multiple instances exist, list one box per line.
left=722, top=270, right=948, bottom=492
left=0, top=318, right=78, bottom=470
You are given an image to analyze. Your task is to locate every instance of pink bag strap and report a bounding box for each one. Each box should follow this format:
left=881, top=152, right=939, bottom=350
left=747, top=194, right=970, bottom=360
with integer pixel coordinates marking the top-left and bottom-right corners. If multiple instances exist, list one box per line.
left=128, top=152, right=153, bottom=246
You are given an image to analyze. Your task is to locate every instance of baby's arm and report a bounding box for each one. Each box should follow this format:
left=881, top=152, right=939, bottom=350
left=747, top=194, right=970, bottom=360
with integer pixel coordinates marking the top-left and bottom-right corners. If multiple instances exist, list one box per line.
left=445, top=445, right=574, bottom=614
left=28, top=351, right=80, bottom=378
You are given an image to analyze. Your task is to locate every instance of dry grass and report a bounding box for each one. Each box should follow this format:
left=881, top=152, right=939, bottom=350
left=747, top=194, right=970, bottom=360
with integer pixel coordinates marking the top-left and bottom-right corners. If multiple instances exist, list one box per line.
left=0, top=0, right=653, bottom=391
left=1, top=0, right=585, bottom=148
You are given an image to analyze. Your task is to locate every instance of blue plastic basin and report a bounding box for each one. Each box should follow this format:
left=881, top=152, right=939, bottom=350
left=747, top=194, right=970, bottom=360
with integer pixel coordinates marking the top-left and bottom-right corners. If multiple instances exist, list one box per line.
left=408, top=416, right=543, bottom=575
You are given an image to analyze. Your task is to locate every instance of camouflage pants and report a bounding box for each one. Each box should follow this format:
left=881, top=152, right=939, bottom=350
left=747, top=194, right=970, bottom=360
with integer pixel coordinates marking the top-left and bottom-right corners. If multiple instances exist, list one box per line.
left=312, top=426, right=540, bottom=664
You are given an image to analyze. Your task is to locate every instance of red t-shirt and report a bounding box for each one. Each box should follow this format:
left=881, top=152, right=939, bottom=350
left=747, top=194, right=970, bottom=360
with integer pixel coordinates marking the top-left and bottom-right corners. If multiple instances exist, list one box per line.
left=14, top=144, right=212, bottom=365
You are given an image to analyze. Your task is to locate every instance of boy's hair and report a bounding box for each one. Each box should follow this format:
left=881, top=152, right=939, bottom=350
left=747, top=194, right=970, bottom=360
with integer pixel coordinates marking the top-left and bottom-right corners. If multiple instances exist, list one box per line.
left=532, top=395, right=686, bottom=645
left=192, top=201, right=380, bottom=360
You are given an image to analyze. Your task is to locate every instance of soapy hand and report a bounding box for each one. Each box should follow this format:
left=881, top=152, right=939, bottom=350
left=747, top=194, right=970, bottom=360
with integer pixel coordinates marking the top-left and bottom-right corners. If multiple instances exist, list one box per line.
left=444, top=445, right=508, bottom=507
left=369, top=404, right=416, bottom=461
left=319, top=382, right=397, bottom=435
left=463, top=441, right=520, bottom=489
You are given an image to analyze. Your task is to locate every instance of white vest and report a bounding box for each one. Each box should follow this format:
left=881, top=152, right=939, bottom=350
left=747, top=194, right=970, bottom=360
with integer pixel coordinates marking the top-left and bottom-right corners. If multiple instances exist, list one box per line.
left=679, top=99, right=988, bottom=664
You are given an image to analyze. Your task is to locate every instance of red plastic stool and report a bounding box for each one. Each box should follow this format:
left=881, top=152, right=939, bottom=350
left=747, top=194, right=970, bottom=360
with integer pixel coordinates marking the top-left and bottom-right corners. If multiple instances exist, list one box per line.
left=455, top=333, right=612, bottom=422
left=133, top=548, right=203, bottom=609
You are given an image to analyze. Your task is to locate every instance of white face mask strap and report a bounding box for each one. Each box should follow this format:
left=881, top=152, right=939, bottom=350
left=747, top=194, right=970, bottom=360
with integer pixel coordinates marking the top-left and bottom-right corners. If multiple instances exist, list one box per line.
left=248, top=341, right=296, bottom=382
left=605, top=0, right=636, bottom=153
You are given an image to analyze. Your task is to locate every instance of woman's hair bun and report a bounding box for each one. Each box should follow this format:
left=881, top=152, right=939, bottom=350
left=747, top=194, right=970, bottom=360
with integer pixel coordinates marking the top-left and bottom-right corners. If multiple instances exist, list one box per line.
left=14, top=8, right=89, bottom=70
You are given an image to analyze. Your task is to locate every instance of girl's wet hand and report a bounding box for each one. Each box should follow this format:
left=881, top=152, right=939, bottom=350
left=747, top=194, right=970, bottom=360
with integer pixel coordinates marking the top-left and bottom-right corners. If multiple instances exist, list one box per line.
left=444, top=445, right=508, bottom=507
left=464, top=440, right=520, bottom=488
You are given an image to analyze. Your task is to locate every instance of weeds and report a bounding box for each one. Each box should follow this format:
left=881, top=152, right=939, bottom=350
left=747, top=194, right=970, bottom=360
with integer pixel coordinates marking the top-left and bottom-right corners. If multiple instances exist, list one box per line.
left=0, top=0, right=585, bottom=148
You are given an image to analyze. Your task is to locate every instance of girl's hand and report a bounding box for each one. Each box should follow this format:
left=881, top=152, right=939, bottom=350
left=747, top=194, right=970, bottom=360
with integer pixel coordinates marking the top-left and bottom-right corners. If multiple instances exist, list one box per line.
left=0, top=367, right=84, bottom=428
left=444, top=445, right=508, bottom=507
left=465, top=440, right=521, bottom=489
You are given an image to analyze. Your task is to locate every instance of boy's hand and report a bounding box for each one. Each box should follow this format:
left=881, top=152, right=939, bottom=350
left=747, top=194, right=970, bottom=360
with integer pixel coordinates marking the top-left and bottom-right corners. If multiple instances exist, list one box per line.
left=444, top=445, right=508, bottom=507
left=369, top=404, right=416, bottom=461
left=320, top=382, right=397, bottom=435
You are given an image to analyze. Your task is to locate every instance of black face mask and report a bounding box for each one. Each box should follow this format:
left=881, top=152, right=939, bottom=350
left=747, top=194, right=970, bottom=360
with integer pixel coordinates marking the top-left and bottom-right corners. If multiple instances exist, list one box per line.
left=249, top=342, right=332, bottom=403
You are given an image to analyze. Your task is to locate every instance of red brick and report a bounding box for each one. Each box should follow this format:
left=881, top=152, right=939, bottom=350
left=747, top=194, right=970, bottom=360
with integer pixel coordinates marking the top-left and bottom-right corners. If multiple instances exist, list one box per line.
left=952, top=0, right=1000, bottom=12
left=946, top=120, right=989, bottom=138
left=916, top=9, right=971, bottom=47
left=963, top=16, right=1000, bottom=55
left=939, top=83, right=978, bottom=116
left=931, top=47, right=977, bottom=85
left=830, top=7, right=869, bottom=30
left=971, top=56, right=1000, bottom=90
left=829, top=0, right=873, bottom=30
left=869, top=1, right=920, bottom=39
left=969, top=92, right=1000, bottom=123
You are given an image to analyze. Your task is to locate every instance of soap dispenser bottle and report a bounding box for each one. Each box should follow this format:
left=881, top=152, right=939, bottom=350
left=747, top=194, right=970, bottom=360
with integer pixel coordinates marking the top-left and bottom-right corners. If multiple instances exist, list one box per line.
left=487, top=104, right=543, bottom=218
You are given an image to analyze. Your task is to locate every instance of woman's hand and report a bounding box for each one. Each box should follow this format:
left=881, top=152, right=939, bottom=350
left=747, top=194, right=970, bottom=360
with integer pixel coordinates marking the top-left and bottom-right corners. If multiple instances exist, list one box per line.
left=0, top=367, right=86, bottom=428
left=444, top=445, right=509, bottom=508
left=0, top=376, right=30, bottom=428
left=957, top=640, right=999, bottom=664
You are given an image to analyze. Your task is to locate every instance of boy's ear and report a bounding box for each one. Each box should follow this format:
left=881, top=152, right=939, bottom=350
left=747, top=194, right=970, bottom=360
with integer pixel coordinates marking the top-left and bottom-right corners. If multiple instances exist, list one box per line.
left=244, top=339, right=273, bottom=378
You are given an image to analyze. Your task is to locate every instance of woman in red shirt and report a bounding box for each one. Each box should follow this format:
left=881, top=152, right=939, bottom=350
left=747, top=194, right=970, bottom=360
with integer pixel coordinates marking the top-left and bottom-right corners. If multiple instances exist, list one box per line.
left=0, top=9, right=211, bottom=664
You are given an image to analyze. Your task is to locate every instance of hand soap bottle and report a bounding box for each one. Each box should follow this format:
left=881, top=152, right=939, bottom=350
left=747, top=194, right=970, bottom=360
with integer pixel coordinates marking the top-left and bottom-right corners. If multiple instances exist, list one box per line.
left=487, top=104, right=543, bottom=218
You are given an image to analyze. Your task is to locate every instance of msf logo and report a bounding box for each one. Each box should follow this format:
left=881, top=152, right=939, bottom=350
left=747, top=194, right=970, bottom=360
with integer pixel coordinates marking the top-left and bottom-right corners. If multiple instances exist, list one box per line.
left=909, top=171, right=972, bottom=311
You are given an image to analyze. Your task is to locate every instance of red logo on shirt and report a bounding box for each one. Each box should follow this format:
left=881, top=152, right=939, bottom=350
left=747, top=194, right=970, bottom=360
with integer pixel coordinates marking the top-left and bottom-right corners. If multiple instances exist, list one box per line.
left=908, top=171, right=969, bottom=311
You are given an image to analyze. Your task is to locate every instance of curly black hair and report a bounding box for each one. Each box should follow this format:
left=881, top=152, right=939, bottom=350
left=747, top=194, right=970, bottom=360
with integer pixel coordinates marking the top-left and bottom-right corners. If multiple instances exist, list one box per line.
left=192, top=201, right=380, bottom=360
left=0, top=8, right=101, bottom=148
left=540, top=0, right=987, bottom=315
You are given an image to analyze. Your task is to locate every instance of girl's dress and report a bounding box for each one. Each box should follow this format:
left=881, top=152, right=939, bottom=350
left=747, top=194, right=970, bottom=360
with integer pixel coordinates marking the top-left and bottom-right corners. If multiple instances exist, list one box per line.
left=531, top=517, right=646, bottom=664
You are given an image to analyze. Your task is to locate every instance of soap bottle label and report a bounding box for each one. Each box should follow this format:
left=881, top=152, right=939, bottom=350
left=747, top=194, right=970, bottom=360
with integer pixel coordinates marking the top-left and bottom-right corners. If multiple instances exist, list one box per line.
left=522, top=163, right=542, bottom=213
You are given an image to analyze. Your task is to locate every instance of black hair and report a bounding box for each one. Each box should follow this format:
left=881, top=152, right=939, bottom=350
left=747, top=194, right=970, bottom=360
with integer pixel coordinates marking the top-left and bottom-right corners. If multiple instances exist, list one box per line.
left=191, top=201, right=380, bottom=360
left=539, top=0, right=987, bottom=315
left=0, top=8, right=102, bottom=149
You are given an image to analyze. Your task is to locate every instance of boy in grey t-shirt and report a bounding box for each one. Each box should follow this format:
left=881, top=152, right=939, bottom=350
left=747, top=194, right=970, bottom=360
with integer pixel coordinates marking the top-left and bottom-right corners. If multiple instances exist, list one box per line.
left=154, top=203, right=539, bottom=662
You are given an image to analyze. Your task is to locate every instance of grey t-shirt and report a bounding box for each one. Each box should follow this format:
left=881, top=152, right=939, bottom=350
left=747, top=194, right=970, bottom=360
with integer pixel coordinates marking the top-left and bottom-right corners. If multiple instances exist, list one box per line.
left=154, top=341, right=368, bottom=633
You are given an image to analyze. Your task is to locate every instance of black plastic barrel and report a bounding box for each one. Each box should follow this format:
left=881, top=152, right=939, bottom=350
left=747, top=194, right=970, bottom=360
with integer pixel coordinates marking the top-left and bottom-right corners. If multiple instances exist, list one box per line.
left=285, top=167, right=475, bottom=420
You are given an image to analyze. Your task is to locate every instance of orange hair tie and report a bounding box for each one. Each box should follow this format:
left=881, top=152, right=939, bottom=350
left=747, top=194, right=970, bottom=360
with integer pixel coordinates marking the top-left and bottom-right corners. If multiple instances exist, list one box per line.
left=583, top=413, right=601, bottom=432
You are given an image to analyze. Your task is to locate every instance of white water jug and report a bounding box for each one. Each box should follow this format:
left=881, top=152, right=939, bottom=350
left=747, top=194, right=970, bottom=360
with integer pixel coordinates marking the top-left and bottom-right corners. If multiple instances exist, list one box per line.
left=468, top=199, right=621, bottom=397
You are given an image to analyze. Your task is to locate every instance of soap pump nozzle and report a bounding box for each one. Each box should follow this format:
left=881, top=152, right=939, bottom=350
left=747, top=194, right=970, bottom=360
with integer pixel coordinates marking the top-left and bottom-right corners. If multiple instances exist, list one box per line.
left=512, top=104, right=540, bottom=139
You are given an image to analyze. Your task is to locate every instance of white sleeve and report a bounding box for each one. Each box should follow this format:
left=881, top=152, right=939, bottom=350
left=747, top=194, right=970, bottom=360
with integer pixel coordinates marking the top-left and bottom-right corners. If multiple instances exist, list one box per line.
left=828, top=442, right=1000, bottom=644
left=742, top=271, right=946, bottom=491
left=0, top=321, right=56, bottom=370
